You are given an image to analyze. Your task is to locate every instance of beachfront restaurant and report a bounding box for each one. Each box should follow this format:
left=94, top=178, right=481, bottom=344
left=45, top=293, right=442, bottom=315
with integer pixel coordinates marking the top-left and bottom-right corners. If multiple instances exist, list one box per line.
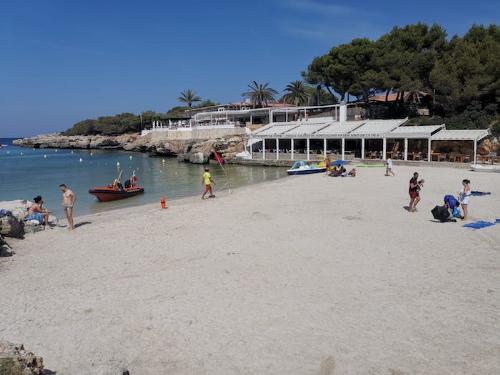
left=250, top=116, right=490, bottom=164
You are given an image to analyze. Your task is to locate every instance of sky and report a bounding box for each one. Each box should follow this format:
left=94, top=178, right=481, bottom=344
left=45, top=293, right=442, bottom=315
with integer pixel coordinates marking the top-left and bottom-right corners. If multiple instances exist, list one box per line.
left=0, top=0, right=498, bottom=137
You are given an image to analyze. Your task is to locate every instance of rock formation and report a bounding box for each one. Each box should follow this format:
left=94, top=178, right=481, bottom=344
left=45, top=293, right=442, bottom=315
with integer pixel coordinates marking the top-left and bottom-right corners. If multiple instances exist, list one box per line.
left=14, top=133, right=247, bottom=163
left=0, top=341, right=45, bottom=374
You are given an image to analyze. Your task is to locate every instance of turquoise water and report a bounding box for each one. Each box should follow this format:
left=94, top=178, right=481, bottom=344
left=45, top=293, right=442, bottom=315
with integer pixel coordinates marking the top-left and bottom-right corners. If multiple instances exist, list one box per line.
left=0, top=138, right=287, bottom=217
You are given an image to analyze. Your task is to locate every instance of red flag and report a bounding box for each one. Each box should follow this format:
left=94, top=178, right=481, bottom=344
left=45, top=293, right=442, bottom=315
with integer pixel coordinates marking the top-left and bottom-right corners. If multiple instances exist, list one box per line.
left=214, top=152, right=225, bottom=165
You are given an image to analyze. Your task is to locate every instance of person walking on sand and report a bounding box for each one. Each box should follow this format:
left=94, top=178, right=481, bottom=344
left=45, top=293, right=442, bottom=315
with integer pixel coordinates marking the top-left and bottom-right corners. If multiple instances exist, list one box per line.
left=408, top=172, right=424, bottom=212
left=59, top=184, right=76, bottom=230
left=459, top=179, right=471, bottom=220
left=385, top=158, right=395, bottom=176
left=201, top=167, right=215, bottom=199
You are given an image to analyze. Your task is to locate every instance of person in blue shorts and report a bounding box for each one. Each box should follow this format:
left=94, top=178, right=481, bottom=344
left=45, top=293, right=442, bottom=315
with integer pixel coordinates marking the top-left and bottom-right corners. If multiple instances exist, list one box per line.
left=25, top=196, right=49, bottom=227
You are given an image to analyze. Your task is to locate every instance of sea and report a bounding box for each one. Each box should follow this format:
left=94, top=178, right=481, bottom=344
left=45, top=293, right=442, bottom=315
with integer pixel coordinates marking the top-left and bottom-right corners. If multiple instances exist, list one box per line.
left=0, top=138, right=287, bottom=217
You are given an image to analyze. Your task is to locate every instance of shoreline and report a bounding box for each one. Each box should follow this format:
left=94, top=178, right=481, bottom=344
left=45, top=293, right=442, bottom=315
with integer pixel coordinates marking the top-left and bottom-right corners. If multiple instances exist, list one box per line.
left=1, top=164, right=499, bottom=374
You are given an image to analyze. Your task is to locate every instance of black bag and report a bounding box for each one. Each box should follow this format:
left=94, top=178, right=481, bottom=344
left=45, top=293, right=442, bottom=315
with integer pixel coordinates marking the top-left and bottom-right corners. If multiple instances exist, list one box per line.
left=431, top=205, right=451, bottom=222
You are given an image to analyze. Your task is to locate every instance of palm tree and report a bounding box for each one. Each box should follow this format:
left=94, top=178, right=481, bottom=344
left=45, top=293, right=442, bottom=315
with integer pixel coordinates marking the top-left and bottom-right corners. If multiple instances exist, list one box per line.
left=282, top=80, right=310, bottom=106
left=242, top=81, right=278, bottom=108
left=178, top=89, right=202, bottom=107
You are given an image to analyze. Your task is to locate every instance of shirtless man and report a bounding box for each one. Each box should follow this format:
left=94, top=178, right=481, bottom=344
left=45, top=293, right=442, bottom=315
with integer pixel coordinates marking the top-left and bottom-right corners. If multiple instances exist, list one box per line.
left=59, top=184, right=76, bottom=230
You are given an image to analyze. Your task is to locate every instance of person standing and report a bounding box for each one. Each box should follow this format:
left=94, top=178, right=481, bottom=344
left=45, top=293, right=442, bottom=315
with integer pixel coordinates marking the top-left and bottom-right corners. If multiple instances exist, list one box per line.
left=459, top=179, right=471, bottom=220
left=408, top=172, right=424, bottom=212
left=59, top=184, right=76, bottom=230
left=324, top=153, right=331, bottom=175
left=385, top=158, right=395, bottom=176
left=201, top=167, right=215, bottom=199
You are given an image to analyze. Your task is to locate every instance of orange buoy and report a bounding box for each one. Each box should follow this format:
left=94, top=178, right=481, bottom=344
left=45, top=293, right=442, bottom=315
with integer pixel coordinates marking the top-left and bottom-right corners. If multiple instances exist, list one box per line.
left=160, top=194, right=166, bottom=209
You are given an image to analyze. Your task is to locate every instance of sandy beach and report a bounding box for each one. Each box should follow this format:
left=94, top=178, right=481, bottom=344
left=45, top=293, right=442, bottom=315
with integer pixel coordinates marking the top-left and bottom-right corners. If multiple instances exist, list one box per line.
left=1, top=164, right=499, bottom=374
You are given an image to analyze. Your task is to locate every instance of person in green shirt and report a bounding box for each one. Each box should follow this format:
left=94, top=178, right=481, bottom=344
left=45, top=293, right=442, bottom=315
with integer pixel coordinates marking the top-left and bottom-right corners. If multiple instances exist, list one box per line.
left=201, top=167, right=215, bottom=199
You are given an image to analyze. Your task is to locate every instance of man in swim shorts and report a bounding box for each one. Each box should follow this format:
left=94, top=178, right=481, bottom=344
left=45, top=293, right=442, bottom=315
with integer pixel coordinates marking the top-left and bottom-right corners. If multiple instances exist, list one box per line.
left=60, top=184, right=76, bottom=230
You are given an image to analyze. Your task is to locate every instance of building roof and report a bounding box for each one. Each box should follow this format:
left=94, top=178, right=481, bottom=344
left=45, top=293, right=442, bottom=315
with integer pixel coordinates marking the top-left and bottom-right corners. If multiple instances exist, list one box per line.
left=390, top=125, right=444, bottom=139
left=430, top=129, right=490, bottom=141
left=313, top=121, right=366, bottom=137
left=283, top=122, right=331, bottom=137
left=254, top=123, right=300, bottom=136
left=347, top=119, right=407, bottom=137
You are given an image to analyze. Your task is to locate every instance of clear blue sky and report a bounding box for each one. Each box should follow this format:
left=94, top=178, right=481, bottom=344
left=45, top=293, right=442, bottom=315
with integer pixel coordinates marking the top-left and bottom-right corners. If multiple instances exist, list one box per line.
left=1, top=0, right=498, bottom=137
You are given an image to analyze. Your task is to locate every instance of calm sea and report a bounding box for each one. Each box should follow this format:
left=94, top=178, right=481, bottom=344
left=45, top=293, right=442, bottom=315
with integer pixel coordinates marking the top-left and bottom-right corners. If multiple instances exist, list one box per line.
left=0, top=138, right=287, bottom=217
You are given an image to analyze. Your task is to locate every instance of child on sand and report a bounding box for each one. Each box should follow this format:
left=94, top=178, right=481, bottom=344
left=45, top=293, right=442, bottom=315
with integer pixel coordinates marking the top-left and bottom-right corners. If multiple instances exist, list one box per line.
left=385, top=158, right=395, bottom=176
left=201, top=167, right=215, bottom=199
left=459, top=179, right=471, bottom=220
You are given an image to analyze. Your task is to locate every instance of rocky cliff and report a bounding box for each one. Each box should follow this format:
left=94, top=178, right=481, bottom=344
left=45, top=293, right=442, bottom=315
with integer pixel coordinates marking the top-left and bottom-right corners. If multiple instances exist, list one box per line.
left=13, top=133, right=246, bottom=164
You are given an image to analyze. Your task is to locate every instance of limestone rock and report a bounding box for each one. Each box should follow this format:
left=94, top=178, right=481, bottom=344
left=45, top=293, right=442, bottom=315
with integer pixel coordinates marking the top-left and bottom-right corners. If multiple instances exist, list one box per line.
left=189, top=152, right=208, bottom=164
left=0, top=215, right=24, bottom=238
left=13, top=133, right=247, bottom=164
left=0, top=341, right=44, bottom=375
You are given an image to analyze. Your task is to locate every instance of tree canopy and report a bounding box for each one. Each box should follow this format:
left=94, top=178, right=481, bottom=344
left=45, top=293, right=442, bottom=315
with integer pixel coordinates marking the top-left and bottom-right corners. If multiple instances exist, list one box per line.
left=242, top=81, right=278, bottom=108
left=178, top=89, right=202, bottom=107
left=303, top=23, right=499, bottom=132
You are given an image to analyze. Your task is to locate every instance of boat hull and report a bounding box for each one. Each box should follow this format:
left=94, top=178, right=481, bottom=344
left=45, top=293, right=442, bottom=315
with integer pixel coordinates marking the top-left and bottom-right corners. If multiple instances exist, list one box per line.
left=470, top=164, right=500, bottom=173
left=89, top=186, right=145, bottom=202
left=287, top=168, right=326, bottom=175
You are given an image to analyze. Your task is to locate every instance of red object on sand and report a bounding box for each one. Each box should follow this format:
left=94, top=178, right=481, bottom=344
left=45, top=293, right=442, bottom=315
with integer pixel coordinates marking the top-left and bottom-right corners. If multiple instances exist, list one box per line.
left=89, top=186, right=144, bottom=202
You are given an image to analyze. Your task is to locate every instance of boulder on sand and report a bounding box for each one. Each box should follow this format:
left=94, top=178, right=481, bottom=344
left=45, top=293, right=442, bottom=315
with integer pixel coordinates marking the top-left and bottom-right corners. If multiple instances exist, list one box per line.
left=0, top=215, right=24, bottom=238
left=0, top=340, right=45, bottom=375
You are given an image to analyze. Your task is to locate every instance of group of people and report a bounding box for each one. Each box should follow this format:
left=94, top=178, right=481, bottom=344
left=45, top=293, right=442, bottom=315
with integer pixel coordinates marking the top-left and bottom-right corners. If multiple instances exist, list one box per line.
left=26, top=184, right=76, bottom=230
left=408, top=171, right=471, bottom=220
left=328, top=165, right=357, bottom=177
left=324, top=155, right=356, bottom=177
left=112, top=171, right=138, bottom=191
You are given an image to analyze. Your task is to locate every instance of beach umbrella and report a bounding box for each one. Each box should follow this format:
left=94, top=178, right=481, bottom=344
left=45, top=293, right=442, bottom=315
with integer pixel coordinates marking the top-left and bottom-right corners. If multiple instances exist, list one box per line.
left=331, top=159, right=348, bottom=167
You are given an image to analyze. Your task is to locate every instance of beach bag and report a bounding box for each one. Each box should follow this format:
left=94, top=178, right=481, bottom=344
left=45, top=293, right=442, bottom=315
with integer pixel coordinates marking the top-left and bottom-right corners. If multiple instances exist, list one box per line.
left=431, top=205, right=451, bottom=222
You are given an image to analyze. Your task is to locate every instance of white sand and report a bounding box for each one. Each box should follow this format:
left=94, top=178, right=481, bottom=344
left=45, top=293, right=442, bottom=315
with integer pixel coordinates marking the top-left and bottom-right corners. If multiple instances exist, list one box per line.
left=1, top=165, right=499, bottom=374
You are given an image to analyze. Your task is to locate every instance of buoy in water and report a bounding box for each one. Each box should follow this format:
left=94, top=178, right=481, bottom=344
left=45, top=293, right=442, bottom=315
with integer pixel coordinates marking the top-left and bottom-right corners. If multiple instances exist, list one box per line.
left=79, top=158, right=83, bottom=163
left=90, top=152, right=93, bottom=156
left=129, top=155, right=133, bottom=160
left=71, top=150, right=74, bottom=154
left=162, top=159, right=165, bottom=164
left=55, top=149, right=58, bottom=152
left=43, top=154, right=47, bottom=158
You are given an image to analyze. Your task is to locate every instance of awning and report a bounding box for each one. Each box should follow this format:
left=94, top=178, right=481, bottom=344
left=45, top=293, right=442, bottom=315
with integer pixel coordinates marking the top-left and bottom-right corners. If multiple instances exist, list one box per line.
left=430, top=129, right=490, bottom=141
left=313, top=121, right=366, bottom=137
left=389, top=125, right=444, bottom=139
left=347, top=119, right=408, bottom=138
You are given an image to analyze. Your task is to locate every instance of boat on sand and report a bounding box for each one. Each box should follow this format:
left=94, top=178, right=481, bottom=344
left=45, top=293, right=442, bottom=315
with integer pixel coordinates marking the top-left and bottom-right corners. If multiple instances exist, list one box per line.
left=287, top=161, right=326, bottom=175
left=470, top=164, right=500, bottom=173
left=89, top=186, right=144, bottom=202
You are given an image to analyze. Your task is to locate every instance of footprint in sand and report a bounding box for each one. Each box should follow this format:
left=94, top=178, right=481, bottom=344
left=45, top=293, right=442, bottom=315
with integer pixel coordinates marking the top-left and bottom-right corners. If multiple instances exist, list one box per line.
left=318, top=356, right=336, bottom=375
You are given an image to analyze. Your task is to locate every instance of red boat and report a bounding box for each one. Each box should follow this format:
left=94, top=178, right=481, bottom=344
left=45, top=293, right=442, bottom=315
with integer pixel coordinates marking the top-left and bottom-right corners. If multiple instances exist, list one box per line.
left=88, top=186, right=144, bottom=202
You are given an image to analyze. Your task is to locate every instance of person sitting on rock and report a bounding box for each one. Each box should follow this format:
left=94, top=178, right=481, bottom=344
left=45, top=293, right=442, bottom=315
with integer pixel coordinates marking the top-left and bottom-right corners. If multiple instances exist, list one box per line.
left=25, top=196, right=49, bottom=228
